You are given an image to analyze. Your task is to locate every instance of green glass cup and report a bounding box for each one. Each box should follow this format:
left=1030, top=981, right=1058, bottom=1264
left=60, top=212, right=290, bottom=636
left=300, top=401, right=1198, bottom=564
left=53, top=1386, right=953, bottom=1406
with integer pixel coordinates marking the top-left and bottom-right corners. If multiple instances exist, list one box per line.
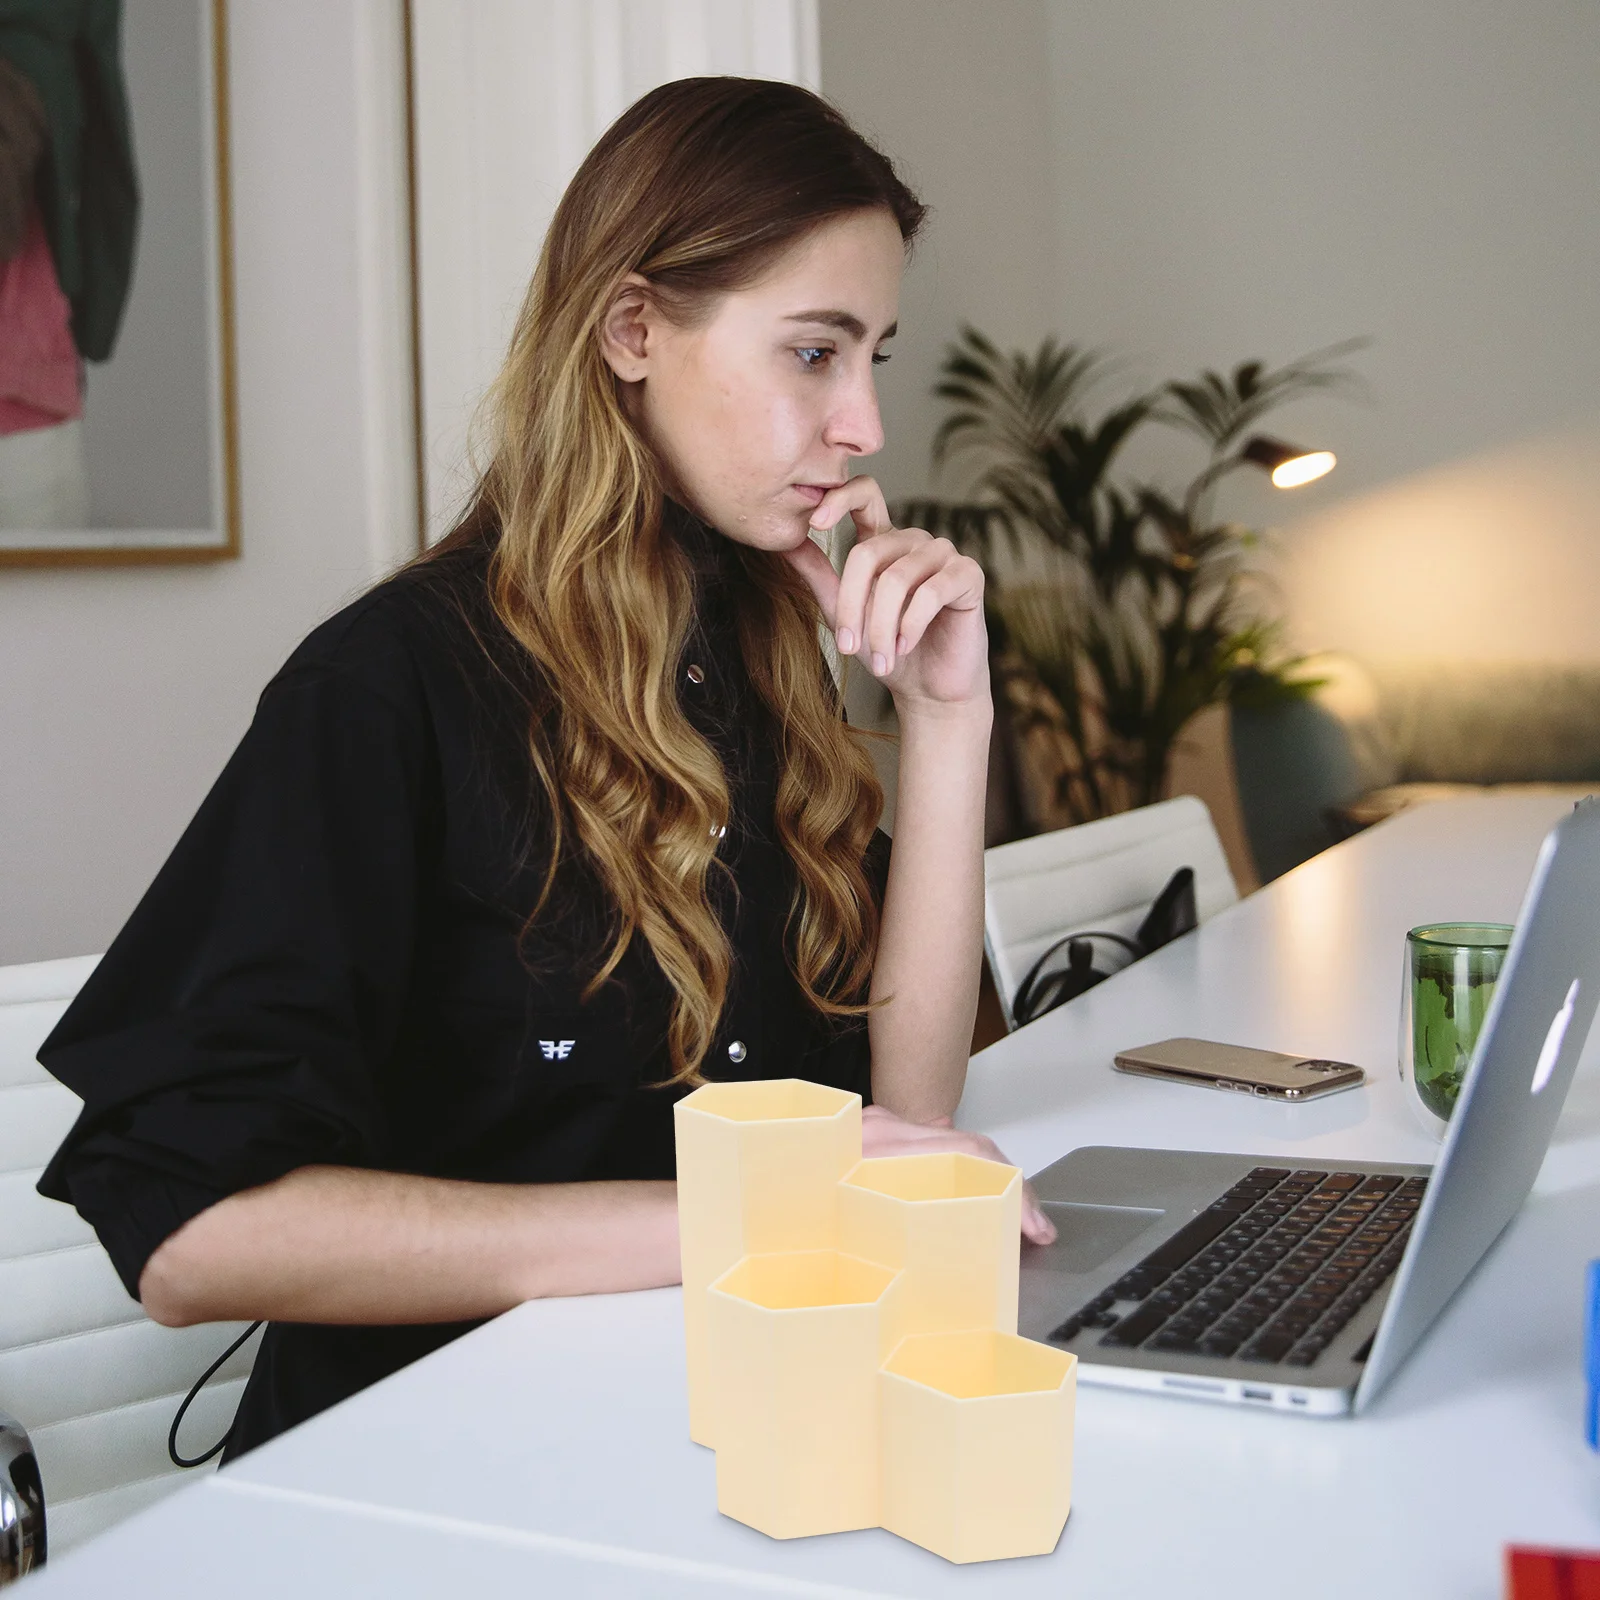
left=1399, top=923, right=1514, bottom=1129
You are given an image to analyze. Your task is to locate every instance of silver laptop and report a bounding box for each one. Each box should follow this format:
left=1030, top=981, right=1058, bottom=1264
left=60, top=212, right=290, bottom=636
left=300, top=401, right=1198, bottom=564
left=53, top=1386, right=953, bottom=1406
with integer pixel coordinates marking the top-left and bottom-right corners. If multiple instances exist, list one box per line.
left=1020, top=798, right=1600, bottom=1415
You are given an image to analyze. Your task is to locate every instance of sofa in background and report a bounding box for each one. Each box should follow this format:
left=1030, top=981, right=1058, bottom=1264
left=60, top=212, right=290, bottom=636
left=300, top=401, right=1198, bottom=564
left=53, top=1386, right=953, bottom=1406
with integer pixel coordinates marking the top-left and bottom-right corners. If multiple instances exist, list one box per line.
left=1230, top=657, right=1600, bottom=881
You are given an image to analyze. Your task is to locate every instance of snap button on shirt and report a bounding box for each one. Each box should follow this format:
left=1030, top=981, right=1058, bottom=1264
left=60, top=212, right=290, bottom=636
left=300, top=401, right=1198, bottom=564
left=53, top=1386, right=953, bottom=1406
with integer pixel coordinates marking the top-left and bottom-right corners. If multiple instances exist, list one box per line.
left=727, top=1039, right=748, bottom=1063
left=686, top=663, right=705, bottom=684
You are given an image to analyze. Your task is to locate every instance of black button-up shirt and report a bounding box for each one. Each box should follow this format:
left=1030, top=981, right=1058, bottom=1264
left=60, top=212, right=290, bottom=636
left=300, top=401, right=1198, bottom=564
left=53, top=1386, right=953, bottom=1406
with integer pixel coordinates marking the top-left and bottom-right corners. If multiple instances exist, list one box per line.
left=36, top=508, right=888, bottom=1457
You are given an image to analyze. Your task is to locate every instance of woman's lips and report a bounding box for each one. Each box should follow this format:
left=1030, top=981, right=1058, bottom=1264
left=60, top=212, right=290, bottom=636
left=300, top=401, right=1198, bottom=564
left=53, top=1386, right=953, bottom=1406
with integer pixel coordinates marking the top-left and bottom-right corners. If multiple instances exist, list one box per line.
left=793, top=483, right=845, bottom=508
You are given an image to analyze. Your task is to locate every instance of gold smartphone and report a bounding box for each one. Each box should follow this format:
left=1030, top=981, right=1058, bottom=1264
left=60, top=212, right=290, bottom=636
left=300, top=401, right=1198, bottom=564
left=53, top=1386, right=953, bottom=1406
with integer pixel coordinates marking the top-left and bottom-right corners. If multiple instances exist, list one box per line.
left=1112, top=1037, right=1366, bottom=1101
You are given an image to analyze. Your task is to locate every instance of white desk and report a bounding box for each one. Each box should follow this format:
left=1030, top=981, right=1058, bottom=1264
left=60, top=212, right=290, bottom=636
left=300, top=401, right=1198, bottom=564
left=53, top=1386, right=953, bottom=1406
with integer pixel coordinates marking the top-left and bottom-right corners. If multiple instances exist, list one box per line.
left=18, top=1475, right=728, bottom=1599
left=28, top=796, right=1600, bottom=1597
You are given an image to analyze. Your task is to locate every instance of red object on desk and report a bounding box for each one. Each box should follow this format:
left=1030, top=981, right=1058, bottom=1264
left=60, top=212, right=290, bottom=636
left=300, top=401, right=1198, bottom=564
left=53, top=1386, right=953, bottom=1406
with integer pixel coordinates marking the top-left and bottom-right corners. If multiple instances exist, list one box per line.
left=1508, top=1546, right=1600, bottom=1600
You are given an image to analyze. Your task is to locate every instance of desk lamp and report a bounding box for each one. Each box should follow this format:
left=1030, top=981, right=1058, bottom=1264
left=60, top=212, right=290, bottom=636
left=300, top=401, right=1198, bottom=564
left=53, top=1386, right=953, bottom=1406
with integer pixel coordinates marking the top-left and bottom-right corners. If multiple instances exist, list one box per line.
left=1241, top=434, right=1337, bottom=489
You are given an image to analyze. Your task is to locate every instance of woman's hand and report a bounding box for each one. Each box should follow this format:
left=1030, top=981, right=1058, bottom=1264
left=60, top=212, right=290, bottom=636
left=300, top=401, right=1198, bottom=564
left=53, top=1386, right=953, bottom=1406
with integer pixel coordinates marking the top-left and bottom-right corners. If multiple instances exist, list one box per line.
left=784, top=476, right=996, bottom=1137
left=860, top=1105, right=1057, bottom=1246
left=783, top=476, right=989, bottom=715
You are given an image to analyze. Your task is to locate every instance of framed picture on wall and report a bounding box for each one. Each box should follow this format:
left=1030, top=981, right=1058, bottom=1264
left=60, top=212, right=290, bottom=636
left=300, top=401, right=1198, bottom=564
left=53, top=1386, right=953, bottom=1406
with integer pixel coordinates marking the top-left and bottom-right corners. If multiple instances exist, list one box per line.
left=0, top=0, right=239, bottom=566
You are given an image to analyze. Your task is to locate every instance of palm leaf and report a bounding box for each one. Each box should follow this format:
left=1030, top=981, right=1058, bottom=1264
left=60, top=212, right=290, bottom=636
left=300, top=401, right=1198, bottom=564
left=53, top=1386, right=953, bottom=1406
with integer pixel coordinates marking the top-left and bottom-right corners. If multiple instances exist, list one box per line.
left=1157, top=338, right=1369, bottom=453
left=931, top=325, right=1105, bottom=482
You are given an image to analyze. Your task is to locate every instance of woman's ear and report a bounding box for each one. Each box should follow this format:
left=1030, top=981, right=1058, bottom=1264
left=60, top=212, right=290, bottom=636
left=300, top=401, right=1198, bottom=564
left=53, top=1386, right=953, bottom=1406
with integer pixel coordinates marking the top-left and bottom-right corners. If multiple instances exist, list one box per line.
left=599, top=273, right=655, bottom=382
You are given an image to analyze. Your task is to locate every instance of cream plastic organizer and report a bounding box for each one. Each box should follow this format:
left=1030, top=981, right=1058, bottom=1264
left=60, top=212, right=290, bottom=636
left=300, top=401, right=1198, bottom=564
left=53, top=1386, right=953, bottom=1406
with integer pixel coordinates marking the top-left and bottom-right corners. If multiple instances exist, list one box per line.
left=674, top=1078, right=1076, bottom=1565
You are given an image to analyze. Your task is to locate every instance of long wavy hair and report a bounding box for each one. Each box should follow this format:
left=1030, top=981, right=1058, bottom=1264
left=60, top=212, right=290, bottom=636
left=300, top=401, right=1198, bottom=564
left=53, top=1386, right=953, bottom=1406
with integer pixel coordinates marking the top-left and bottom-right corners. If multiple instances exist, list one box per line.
left=436, top=78, right=926, bottom=1085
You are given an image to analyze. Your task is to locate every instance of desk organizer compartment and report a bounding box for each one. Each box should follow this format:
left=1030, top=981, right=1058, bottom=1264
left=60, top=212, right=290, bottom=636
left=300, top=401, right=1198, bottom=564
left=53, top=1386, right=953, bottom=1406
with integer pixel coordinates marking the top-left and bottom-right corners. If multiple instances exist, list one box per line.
left=839, top=1152, right=1021, bottom=1338
left=880, top=1330, right=1077, bottom=1565
left=675, top=1078, right=1074, bottom=1563
left=674, top=1079, right=861, bottom=1445
left=708, top=1250, right=901, bottom=1538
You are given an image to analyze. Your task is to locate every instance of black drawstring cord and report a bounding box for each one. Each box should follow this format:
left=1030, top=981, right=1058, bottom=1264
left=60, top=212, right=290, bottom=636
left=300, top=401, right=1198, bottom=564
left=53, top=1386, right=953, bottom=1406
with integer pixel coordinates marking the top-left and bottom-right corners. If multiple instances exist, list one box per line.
left=168, top=1321, right=263, bottom=1468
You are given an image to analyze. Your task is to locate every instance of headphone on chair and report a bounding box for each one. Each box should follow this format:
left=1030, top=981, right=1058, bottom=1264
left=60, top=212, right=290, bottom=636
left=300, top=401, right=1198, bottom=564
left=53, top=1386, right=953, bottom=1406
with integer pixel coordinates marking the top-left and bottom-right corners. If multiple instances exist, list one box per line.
left=1009, top=867, right=1198, bottom=1028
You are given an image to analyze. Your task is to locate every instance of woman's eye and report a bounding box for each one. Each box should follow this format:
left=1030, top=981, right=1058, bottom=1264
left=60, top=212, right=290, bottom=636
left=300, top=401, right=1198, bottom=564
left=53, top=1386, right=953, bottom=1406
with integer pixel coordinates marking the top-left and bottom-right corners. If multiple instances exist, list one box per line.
left=794, top=347, right=891, bottom=369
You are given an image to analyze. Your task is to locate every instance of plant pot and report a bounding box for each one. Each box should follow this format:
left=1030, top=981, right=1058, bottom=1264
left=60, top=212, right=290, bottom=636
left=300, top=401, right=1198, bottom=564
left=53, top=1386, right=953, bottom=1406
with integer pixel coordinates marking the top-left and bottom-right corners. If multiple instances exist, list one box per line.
left=707, top=1250, right=901, bottom=1539
left=838, top=1152, right=1021, bottom=1342
left=673, top=1079, right=862, bottom=1446
left=879, top=1329, right=1076, bottom=1564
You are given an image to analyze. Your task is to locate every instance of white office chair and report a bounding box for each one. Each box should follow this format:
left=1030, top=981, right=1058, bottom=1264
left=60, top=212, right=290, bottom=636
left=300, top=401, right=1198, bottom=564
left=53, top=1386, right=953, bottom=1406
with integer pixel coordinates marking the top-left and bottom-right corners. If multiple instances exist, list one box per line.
left=984, top=795, right=1239, bottom=1031
left=0, top=954, right=257, bottom=1555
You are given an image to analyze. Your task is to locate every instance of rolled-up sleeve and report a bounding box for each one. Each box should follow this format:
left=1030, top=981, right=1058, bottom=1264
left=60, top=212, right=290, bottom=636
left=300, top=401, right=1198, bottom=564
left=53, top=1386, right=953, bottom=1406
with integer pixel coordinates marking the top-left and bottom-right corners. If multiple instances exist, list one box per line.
left=36, top=640, right=436, bottom=1299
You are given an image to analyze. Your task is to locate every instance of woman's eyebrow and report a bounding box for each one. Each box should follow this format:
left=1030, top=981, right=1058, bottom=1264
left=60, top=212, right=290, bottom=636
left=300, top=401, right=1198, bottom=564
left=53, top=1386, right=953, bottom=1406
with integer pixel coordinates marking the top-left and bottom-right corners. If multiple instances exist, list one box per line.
left=784, top=310, right=898, bottom=342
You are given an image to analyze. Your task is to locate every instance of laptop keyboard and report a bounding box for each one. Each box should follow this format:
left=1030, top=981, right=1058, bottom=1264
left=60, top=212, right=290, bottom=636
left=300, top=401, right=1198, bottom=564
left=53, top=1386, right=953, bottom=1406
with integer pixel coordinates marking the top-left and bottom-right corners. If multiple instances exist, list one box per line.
left=1047, top=1166, right=1428, bottom=1367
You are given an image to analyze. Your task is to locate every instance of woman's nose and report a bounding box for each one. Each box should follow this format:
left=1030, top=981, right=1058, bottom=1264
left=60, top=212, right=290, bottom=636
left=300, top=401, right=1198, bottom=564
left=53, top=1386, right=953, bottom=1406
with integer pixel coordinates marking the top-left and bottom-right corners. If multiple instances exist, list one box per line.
left=823, top=369, right=885, bottom=458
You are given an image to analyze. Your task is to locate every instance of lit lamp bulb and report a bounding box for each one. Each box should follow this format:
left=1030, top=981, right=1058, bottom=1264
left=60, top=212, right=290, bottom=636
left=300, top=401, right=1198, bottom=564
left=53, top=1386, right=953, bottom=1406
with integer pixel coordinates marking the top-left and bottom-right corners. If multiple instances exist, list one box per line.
left=1241, top=435, right=1337, bottom=489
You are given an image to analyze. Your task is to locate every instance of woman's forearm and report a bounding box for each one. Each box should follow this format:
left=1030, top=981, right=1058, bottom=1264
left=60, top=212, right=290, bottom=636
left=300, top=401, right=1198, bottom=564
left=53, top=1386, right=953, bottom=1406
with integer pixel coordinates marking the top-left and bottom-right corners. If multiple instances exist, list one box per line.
left=868, top=699, right=993, bottom=1121
left=138, top=1165, right=681, bottom=1327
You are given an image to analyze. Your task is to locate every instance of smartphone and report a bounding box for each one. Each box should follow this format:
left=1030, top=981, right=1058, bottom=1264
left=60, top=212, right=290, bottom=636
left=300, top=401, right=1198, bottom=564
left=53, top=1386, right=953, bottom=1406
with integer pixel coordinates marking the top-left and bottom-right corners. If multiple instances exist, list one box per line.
left=1113, top=1037, right=1366, bottom=1101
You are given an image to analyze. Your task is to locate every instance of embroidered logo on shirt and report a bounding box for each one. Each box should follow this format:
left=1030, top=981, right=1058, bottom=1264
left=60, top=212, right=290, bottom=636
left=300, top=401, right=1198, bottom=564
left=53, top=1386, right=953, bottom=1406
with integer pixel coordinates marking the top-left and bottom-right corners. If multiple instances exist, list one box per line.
left=539, top=1039, right=576, bottom=1061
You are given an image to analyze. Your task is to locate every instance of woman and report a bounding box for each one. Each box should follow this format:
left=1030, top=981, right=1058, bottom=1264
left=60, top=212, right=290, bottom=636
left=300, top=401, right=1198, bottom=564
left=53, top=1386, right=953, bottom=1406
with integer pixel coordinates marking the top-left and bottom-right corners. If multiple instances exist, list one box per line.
left=37, top=77, right=1053, bottom=1461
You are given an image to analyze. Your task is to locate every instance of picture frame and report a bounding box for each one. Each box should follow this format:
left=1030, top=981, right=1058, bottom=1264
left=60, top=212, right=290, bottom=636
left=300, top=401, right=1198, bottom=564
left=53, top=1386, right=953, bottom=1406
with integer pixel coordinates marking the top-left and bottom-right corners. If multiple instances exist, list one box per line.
left=0, top=0, right=240, bottom=567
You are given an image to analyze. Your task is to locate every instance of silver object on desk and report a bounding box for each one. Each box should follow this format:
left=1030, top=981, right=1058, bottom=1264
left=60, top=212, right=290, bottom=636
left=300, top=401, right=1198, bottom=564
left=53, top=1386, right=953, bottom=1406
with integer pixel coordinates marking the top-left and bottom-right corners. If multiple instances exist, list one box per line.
left=1022, top=797, right=1600, bottom=1416
left=0, top=1411, right=45, bottom=1583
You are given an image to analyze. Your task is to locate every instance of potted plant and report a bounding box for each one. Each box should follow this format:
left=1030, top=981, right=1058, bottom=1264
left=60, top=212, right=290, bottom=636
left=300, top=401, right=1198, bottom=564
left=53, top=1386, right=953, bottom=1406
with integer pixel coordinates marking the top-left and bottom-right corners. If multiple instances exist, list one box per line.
left=896, top=330, right=1362, bottom=834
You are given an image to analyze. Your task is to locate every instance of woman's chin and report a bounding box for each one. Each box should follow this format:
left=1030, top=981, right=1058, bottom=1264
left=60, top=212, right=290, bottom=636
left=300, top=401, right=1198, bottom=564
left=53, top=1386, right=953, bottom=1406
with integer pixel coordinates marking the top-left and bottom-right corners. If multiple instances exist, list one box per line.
left=712, top=509, right=820, bottom=554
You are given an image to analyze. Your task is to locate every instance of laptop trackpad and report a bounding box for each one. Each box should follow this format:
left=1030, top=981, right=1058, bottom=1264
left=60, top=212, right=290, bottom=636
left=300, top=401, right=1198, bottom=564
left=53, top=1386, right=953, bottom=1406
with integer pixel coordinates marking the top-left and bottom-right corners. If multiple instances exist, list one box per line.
left=1036, top=1202, right=1167, bottom=1275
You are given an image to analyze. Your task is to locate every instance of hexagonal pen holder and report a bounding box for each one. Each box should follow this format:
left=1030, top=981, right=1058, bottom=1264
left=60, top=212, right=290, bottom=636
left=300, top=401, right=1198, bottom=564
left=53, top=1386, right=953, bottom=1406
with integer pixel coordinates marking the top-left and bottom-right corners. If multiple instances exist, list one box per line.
left=880, top=1329, right=1077, bottom=1565
left=839, top=1152, right=1021, bottom=1341
left=708, top=1250, right=902, bottom=1539
left=673, top=1079, right=861, bottom=1446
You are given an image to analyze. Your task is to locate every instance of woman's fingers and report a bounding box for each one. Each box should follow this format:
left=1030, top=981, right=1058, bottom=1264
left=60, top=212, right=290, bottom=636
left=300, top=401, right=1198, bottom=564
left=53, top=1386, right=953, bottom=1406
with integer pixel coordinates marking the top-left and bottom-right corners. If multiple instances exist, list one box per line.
left=810, top=475, right=902, bottom=657
left=804, top=479, right=978, bottom=676
left=780, top=531, right=843, bottom=630
left=834, top=528, right=926, bottom=661
left=892, top=550, right=984, bottom=660
left=835, top=534, right=982, bottom=677
left=807, top=476, right=893, bottom=543
left=857, top=1107, right=1056, bottom=1244
left=1020, top=1182, right=1057, bottom=1246
left=860, top=540, right=953, bottom=673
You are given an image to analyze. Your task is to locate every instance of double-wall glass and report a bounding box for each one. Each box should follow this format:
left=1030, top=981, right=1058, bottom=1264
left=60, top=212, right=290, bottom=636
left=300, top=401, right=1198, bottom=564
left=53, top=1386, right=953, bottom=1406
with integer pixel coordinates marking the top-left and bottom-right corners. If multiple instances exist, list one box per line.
left=1399, top=922, right=1513, bottom=1133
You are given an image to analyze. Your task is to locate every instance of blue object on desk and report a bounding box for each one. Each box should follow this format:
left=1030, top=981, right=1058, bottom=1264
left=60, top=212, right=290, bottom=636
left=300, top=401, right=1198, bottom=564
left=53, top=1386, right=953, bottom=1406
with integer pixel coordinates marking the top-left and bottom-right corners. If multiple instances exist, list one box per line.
left=1587, top=1260, right=1600, bottom=1450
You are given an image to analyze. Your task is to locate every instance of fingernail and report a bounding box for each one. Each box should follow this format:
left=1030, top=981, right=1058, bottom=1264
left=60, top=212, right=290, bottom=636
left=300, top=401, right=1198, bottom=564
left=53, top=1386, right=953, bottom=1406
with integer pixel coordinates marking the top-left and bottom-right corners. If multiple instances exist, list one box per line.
left=837, top=627, right=854, bottom=654
left=872, top=652, right=888, bottom=676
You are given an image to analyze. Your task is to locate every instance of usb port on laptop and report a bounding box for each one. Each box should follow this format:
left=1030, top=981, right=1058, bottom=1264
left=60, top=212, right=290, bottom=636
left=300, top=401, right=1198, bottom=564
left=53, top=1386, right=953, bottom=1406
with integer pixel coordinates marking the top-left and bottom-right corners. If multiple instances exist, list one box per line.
left=1241, top=1387, right=1273, bottom=1402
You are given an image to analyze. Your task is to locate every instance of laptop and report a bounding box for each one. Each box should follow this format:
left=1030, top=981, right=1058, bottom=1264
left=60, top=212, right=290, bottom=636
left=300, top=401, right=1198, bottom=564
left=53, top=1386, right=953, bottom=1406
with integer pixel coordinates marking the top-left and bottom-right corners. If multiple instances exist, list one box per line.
left=1019, top=798, right=1600, bottom=1415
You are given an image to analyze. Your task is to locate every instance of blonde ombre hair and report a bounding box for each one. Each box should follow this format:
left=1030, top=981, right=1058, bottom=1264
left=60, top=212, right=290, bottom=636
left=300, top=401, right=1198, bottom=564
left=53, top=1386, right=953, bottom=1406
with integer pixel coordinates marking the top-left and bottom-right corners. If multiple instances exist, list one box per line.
left=437, top=79, right=926, bottom=1085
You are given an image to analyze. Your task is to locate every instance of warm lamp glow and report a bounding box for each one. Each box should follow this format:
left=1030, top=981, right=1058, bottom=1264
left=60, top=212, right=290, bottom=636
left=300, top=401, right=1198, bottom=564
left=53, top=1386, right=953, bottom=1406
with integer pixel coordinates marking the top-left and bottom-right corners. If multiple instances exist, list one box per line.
left=1271, top=450, right=1337, bottom=489
left=1241, top=434, right=1337, bottom=490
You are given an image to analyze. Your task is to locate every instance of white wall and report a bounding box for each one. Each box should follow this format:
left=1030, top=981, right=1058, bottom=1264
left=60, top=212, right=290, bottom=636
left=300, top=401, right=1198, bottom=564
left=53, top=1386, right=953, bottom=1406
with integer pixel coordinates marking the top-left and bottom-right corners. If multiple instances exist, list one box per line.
left=1276, top=421, right=1600, bottom=662
left=0, top=1, right=415, bottom=964
left=819, top=0, right=1600, bottom=662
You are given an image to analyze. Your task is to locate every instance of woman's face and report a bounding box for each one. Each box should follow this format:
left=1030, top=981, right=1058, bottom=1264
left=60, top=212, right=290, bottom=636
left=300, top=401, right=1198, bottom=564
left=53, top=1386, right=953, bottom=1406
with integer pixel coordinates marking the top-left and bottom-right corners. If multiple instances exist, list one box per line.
left=601, top=208, right=904, bottom=551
